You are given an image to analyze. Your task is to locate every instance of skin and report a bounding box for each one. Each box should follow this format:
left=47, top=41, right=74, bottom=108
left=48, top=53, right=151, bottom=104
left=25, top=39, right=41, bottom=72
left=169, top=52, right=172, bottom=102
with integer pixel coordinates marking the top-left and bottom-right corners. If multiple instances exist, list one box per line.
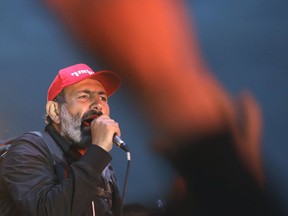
left=47, top=78, right=120, bottom=152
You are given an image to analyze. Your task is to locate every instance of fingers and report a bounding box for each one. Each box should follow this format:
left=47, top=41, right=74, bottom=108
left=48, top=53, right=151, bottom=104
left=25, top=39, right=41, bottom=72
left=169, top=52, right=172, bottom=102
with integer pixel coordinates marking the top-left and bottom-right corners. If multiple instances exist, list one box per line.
left=90, top=115, right=121, bottom=152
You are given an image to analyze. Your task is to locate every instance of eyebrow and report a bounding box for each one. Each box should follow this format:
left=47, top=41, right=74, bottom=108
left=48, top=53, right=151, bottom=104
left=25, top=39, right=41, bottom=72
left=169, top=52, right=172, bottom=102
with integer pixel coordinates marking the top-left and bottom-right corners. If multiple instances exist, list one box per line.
left=78, top=89, right=107, bottom=96
left=97, top=90, right=107, bottom=96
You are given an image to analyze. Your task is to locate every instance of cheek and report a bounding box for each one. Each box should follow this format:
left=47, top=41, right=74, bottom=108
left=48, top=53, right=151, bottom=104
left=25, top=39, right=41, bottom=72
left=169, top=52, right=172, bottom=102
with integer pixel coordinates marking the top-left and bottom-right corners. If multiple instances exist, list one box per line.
left=104, top=104, right=110, bottom=115
left=66, top=103, right=87, bottom=118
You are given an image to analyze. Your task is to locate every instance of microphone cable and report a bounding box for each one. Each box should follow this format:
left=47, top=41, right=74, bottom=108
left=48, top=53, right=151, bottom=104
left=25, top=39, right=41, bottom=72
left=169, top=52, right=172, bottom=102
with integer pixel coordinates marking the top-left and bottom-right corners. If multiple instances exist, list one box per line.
left=120, top=151, right=131, bottom=216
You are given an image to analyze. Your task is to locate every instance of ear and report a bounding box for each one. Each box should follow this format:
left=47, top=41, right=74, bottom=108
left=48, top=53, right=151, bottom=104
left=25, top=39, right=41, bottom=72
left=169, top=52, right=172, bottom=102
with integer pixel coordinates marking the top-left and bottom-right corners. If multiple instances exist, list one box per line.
left=46, top=101, right=60, bottom=124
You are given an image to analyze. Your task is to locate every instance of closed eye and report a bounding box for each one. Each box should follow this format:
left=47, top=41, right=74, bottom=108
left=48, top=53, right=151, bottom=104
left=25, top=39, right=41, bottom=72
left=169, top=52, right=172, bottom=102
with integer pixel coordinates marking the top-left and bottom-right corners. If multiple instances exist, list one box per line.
left=78, top=94, right=89, bottom=99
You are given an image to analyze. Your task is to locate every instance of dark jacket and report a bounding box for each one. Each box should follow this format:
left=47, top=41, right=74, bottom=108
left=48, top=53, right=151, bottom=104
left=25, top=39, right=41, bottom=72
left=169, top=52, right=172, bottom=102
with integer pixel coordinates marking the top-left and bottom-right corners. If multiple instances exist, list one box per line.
left=0, top=125, right=121, bottom=216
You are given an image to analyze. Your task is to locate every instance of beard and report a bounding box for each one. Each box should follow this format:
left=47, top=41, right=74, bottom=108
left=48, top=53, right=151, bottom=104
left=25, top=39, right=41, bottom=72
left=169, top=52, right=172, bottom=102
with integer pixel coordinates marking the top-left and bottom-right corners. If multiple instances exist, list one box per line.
left=59, top=105, right=96, bottom=149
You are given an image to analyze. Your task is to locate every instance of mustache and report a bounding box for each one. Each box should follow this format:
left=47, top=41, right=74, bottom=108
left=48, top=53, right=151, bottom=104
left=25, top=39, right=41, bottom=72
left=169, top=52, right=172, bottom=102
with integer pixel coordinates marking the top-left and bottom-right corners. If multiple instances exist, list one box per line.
left=82, top=110, right=103, bottom=122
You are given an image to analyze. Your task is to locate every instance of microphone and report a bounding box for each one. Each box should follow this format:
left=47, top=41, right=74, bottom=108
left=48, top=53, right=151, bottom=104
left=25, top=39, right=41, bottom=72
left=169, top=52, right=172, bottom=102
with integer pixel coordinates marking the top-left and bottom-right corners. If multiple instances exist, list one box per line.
left=113, top=134, right=130, bottom=152
left=93, top=111, right=129, bottom=152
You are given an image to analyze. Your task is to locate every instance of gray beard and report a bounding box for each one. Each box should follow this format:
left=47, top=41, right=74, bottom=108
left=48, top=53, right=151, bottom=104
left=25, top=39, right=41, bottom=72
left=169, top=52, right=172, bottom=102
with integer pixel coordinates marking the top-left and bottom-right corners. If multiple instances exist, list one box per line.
left=59, top=105, right=91, bottom=148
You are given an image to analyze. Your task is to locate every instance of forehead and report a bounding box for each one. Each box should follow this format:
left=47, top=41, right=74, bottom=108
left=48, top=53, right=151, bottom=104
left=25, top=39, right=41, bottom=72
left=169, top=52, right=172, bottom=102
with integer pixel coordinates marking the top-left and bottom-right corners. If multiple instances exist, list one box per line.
left=64, top=78, right=106, bottom=95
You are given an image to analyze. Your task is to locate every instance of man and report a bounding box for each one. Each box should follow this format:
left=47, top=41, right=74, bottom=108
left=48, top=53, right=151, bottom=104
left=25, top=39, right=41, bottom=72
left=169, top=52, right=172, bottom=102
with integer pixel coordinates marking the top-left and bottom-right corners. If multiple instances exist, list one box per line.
left=0, top=63, right=122, bottom=216
left=45, top=1, right=284, bottom=215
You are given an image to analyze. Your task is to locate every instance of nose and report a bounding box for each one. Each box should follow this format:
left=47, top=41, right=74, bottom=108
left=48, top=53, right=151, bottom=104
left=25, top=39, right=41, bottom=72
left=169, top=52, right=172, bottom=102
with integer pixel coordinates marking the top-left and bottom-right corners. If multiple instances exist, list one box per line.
left=90, top=99, right=102, bottom=112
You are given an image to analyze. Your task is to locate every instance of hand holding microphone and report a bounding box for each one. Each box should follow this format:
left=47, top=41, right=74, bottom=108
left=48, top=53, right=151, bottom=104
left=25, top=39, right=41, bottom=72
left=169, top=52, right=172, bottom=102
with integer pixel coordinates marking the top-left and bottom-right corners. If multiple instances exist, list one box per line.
left=90, top=112, right=129, bottom=152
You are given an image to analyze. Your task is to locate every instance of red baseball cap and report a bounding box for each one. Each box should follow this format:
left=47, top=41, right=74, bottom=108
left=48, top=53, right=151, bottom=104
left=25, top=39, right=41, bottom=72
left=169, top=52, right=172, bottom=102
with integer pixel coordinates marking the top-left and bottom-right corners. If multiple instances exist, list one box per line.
left=47, top=63, right=121, bottom=101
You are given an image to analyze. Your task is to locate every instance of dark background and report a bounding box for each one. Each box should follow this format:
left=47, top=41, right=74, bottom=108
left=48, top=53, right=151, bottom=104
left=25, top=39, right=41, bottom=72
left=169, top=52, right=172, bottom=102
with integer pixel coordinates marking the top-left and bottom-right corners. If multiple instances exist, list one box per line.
left=0, top=0, right=287, bottom=212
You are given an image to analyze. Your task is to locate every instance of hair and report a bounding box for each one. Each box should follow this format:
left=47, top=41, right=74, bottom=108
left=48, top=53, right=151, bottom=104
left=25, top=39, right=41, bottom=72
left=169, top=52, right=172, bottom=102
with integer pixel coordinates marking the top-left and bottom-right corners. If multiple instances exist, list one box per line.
left=45, top=90, right=66, bottom=124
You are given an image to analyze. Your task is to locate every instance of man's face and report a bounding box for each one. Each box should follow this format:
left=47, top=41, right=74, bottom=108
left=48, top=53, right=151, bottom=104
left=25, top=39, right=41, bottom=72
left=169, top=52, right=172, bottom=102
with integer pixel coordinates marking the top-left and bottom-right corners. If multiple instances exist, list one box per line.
left=58, top=78, right=110, bottom=148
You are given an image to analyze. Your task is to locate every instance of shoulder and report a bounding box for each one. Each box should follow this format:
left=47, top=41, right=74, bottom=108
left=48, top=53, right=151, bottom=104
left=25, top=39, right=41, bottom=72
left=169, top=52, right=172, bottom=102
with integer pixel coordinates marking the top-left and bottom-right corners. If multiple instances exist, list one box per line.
left=0, top=132, right=57, bottom=188
left=2, top=131, right=53, bottom=168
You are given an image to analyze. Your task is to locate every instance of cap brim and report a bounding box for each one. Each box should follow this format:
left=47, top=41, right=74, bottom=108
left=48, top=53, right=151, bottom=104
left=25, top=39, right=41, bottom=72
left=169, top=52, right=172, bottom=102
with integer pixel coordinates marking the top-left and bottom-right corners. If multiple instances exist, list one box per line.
left=90, top=70, right=121, bottom=97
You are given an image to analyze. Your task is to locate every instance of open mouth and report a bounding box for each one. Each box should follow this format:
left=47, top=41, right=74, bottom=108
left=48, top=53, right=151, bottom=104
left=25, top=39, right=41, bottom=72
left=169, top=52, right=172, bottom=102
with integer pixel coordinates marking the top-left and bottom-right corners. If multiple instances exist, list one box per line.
left=82, top=115, right=99, bottom=127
